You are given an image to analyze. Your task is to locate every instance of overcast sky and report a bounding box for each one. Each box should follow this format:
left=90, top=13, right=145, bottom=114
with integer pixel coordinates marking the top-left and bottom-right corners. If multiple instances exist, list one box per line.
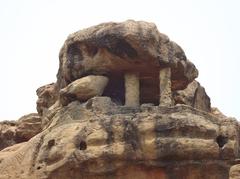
left=0, top=0, right=239, bottom=120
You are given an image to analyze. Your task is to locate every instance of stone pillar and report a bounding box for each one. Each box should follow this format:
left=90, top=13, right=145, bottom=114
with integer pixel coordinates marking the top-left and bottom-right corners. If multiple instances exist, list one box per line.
left=159, top=68, right=172, bottom=106
left=124, top=72, right=140, bottom=107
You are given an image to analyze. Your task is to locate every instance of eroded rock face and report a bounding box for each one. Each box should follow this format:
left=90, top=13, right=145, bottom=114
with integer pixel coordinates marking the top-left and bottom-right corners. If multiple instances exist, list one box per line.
left=173, top=80, right=211, bottom=112
left=59, top=75, right=109, bottom=106
left=57, top=20, right=198, bottom=91
left=36, top=83, right=58, bottom=115
left=34, top=20, right=200, bottom=114
left=0, top=121, right=16, bottom=150
left=0, top=99, right=238, bottom=179
left=0, top=113, right=42, bottom=150
left=229, top=164, right=240, bottom=179
left=0, top=20, right=238, bottom=179
left=15, top=113, right=42, bottom=142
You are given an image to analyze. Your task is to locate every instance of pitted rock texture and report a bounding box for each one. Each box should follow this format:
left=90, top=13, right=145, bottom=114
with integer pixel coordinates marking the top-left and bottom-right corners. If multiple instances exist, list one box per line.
left=35, top=20, right=200, bottom=114
left=57, top=20, right=198, bottom=90
left=36, top=83, right=58, bottom=115
left=1, top=20, right=239, bottom=179
left=229, top=164, right=240, bottom=179
left=59, top=75, right=109, bottom=106
left=0, top=113, right=42, bottom=150
left=173, top=80, right=211, bottom=112
left=0, top=98, right=238, bottom=179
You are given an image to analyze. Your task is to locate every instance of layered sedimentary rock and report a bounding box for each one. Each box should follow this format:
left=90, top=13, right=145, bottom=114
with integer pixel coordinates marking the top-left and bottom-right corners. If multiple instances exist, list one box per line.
left=36, top=83, right=58, bottom=115
left=56, top=20, right=198, bottom=105
left=173, top=80, right=211, bottom=112
left=0, top=99, right=239, bottom=179
left=0, top=113, right=41, bottom=150
left=59, top=75, right=109, bottom=106
left=0, top=20, right=239, bottom=179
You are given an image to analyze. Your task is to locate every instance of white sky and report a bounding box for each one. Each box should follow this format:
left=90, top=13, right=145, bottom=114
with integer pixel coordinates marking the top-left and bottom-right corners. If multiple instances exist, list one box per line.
left=0, top=0, right=239, bottom=120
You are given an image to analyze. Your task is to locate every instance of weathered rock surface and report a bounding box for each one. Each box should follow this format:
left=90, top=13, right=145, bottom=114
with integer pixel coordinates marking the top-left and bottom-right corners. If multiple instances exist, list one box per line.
left=0, top=20, right=238, bottom=179
left=35, top=20, right=199, bottom=114
left=57, top=20, right=198, bottom=91
left=0, top=113, right=42, bottom=150
left=0, top=121, right=16, bottom=150
left=229, top=164, right=240, bottom=179
left=0, top=99, right=238, bottom=179
left=173, top=80, right=211, bottom=112
left=59, top=75, right=109, bottom=106
left=211, top=107, right=228, bottom=118
left=36, top=83, right=58, bottom=115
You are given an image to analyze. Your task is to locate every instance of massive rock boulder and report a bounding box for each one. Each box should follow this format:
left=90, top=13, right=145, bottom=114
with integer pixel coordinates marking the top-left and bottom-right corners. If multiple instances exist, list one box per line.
left=57, top=20, right=198, bottom=91
left=36, top=20, right=200, bottom=113
left=173, top=80, right=211, bottom=112
left=0, top=99, right=238, bottom=179
left=59, top=75, right=109, bottom=106
left=0, top=20, right=239, bottom=179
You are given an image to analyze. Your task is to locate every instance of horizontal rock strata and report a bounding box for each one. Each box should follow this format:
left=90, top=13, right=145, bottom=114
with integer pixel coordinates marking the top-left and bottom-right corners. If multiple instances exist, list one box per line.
left=0, top=20, right=238, bottom=179
left=0, top=98, right=238, bottom=179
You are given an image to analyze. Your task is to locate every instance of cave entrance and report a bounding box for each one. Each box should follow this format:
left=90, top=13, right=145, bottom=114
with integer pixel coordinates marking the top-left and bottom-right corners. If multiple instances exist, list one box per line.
left=103, top=71, right=160, bottom=106
left=102, top=73, right=125, bottom=105
left=140, top=72, right=160, bottom=105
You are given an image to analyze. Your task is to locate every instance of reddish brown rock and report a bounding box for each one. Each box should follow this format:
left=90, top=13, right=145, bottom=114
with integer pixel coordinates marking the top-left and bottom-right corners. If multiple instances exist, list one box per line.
left=37, top=20, right=199, bottom=109
left=173, top=80, right=211, bottom=112
left=0, top=20, right=238, bottom=179
left=15, top=113, right=42, bottom=142
left=0, top=113, right=42, bottom=151
left=36, top=83, right=58, bottom=115
left=57, top=20, right=198, bottom=92
left=59, top=75, right=109, bottom=106
left=0, top=101, right=237, bottom=179
left=0, top=121, right=16, bottom=150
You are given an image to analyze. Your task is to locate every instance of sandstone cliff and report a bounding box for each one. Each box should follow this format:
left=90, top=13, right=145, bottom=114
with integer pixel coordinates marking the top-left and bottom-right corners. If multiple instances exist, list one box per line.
left=0, top=20, right=239, bottom=179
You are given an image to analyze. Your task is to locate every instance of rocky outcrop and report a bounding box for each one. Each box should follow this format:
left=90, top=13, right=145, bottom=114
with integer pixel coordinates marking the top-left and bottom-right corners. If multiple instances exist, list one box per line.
left=0, top=113, right=42, bottom=150
left=36, top=83, right=58, bottom=115
left=229, top=164, right=240, bottom=179
left=0, top=99, right=238, bottom=179
left=173, top=80, right=211, bottom=112
left=0, top=121, right=16, bottom=150
left=211, top=107, right=228, bottom=118
left=59, top=75, right=109, bottom=106
left=34, top=20, right=200, bottom=115
left=57, top=20, right=198, bottom=91
left=0, top=20, right=239, bottom=179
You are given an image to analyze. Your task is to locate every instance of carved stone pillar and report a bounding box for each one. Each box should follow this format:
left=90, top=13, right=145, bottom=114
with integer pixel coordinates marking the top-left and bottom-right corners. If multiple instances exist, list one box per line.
left=159, top=68, right=172, bottom=106
left=124, top=72, right=140, bottom=107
